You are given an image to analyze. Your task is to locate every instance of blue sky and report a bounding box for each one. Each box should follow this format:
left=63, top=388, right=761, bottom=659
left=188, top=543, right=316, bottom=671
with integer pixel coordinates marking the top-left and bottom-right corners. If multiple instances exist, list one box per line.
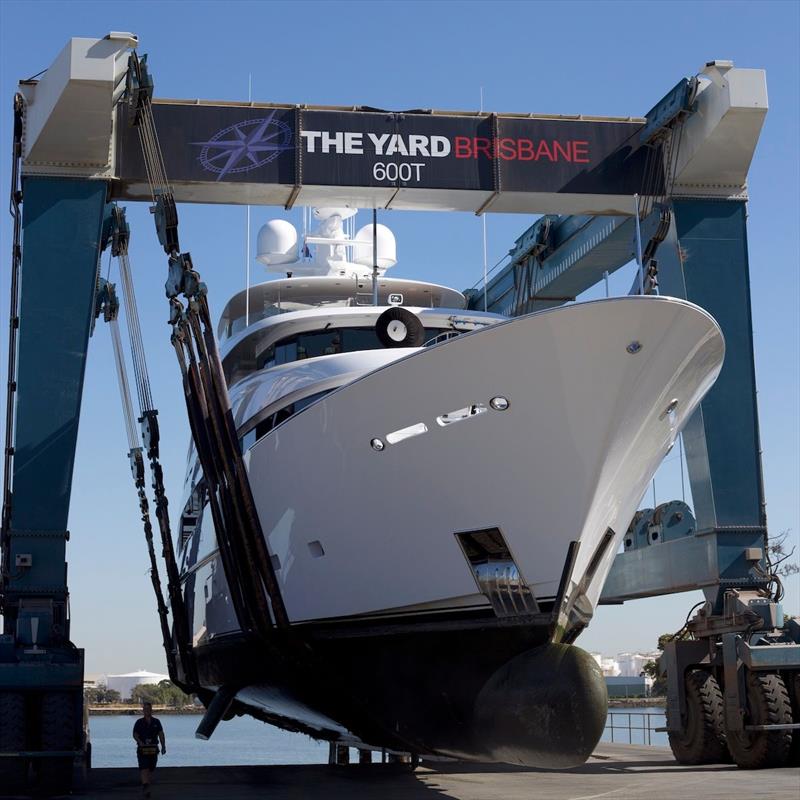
left=0, top=1, right=798, bottom=676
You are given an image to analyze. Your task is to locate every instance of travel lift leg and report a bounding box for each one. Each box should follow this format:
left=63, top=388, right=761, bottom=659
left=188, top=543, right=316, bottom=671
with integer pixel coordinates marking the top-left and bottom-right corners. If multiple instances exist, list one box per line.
left=660, top=198, right=800, bottom=769
left=0, top=177, right=107, bottom=793
left=602, top=197, right=800, bottom=768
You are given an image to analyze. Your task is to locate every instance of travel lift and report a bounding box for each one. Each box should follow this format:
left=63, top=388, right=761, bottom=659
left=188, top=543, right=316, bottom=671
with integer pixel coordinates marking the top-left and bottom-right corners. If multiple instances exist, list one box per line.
left=0, top=32, right=797, bottom=793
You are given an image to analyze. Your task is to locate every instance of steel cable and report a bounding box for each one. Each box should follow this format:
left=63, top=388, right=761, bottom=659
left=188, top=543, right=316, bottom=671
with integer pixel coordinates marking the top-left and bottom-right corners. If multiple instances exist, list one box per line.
left=109, top=318, right=139, bottom=450
left=117, top=250, right=154, bottom=412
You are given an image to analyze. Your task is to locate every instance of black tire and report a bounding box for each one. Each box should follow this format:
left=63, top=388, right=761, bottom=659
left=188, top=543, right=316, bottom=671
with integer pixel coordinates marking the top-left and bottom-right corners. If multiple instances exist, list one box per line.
left=40, top=691, right=76, bottom=750
left=0, top=692, right=25, bottom=751
left=786, top=672, right=800, bottom=767
left=0, top=692, right=28, bottom=790
left=726, top=671, right=793, bottom=769
left=38, top=692, right=76, bottom=794
left=667, top=669, right=727, bottom=764
left=375, top=307, right=425, bottom=348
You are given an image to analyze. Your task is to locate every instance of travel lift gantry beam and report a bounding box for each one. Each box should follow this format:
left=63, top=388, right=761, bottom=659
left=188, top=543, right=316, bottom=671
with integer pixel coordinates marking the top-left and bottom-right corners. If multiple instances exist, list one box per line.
left=0, top=33, right=796, bottom=794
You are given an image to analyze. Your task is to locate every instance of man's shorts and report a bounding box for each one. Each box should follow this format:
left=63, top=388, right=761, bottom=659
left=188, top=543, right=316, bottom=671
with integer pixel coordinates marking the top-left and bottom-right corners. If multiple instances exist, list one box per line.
left=137, top=745, right=159, bottom=770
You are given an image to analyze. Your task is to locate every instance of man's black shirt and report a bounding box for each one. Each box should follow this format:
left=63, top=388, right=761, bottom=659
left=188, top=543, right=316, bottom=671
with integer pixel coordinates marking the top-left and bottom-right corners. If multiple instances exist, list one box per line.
left=133, top=717, right=163, bottom=745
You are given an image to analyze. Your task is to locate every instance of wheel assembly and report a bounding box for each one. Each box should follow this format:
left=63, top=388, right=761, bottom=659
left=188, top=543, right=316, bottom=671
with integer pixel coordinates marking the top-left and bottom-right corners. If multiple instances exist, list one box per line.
left=786, top=671, right=800, bottom=767
left=726, top=671, right=793, bottom=769
left=667, top=669, right=727, bottom=764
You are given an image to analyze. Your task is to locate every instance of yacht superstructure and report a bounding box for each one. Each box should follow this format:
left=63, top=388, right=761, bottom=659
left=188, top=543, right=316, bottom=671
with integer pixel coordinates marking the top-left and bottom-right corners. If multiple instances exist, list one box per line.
left=176, top=208, right=725, bottom=767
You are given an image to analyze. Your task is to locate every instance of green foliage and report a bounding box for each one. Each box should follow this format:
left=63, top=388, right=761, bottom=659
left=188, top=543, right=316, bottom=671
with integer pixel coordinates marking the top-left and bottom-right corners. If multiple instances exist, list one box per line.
left=640, top=659, right=666, bottom=695
left=84, top=686, right=121, bottom=705
left=768, top=528, right=798, bottom=577
left=640, top=629, right=693, bottom=696
left=129, top=680, right=194, bottom=708
left=656, top=628, right=691, bottom=652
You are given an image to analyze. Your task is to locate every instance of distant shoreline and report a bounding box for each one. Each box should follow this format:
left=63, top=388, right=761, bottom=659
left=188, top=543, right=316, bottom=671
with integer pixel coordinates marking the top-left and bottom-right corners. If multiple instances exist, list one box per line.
left=608, top=697, right=665, bottom=708
left=88, top=698, right=667, bottom=716
left=89, top=706, right=204, bottom=715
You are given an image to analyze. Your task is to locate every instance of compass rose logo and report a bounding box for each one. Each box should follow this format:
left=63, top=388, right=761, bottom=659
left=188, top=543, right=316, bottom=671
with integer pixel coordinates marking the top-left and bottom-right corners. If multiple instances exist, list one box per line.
left=192, top=111, right=293, bottom=181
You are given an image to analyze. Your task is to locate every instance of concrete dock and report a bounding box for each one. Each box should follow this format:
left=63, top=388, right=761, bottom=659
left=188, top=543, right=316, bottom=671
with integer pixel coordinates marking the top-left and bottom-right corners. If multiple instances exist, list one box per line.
left=66, top=743, right=798, bottom=799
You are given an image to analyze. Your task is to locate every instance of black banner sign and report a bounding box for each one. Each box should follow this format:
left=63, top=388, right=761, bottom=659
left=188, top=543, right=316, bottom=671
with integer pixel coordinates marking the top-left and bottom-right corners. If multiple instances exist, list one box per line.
left=116, top=102, right=661, bottom=213
left=117, top=104, right=297, bottom=187
left=300, top=111, right=494, bottom=191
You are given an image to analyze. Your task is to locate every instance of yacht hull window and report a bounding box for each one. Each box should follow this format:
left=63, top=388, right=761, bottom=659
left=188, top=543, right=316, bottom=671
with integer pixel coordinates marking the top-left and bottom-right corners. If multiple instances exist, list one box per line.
left=263, top=327, right=446, bottom=369
left=240, top=390, right=333, bottom=452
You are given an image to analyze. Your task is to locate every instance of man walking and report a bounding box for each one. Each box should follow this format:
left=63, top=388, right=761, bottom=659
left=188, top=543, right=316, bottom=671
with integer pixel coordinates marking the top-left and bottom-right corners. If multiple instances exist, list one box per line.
left=133, top=701, right=166, bottom=797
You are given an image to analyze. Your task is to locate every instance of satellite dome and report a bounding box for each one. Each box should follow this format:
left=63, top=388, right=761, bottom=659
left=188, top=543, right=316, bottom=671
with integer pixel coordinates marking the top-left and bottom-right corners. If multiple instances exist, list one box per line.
left=257, top=219, right=299, bottom=266
left=353, top=223, right=397, bottom=270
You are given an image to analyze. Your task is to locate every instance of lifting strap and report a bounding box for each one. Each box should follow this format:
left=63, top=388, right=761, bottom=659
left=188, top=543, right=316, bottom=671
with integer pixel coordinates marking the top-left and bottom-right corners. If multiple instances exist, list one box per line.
left=124, top=52, right=288, bottom=638
left=99, top=206, right=197, bottom=690
left=99, top=280, right=174, bottom=679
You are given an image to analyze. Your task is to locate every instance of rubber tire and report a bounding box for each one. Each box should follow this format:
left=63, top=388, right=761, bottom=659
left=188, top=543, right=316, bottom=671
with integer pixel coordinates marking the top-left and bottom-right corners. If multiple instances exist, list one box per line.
left=667, top=669, right=727, bottom=765
left=375, top=307, right=425, bottom=348
left=787, top=672, right=800, bottom=767
left=0, top=692, right=28, bottom=791
left=726, top=671, right=793, bottom=769
left=38, top=691, right=76, bottom=794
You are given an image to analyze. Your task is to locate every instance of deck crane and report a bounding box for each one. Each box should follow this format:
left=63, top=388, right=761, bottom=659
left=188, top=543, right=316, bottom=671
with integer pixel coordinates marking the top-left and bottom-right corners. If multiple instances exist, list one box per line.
left=0, top=32, right=796, bottom=794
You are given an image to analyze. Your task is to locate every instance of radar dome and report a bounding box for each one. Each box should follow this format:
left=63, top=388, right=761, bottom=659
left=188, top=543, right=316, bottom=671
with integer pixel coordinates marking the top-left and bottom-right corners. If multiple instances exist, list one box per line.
left=353, top=223, right=397, bottom=270
left=257, top=220, right=299, bottom=266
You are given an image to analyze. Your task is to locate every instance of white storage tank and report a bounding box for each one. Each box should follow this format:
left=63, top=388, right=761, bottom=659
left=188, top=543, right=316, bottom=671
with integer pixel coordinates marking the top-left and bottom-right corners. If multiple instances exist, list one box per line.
left=105, top=669, right=169, bottom=701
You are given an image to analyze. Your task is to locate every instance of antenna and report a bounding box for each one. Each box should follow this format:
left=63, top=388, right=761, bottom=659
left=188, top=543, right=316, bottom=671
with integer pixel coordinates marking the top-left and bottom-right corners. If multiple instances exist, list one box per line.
left=245, top=72, right=252, bottom=326
left=372, top=208, right=379, bottom=306
left=480, top=86, right=488, bottom=312
left=482, top=216, right=488, bottom=312
left=302, top=206, right=308, bottom=260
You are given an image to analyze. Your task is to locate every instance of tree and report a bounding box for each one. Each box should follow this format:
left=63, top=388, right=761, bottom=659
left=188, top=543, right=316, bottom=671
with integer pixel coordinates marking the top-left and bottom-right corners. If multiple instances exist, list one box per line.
left=84, top=686, right=121, bottom=705
left=768, top=528, right=798, bottom=578
left=129, top=680, right=194, bottom=708
left=154, top=680, right=193, bottom=708
left=640, top=629, right=692, bottom=697
left=129, top=683, right=160, bottom=705
left=640, top=658, right=664, bottom=695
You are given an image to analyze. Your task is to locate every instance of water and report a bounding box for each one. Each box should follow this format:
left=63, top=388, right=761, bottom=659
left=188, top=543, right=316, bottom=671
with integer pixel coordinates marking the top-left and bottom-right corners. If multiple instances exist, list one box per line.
left=89, top=714, right=327, bottom=768
left=602, top=707, right=667, bottom=747
left=90, top=708, right=667, bottom=768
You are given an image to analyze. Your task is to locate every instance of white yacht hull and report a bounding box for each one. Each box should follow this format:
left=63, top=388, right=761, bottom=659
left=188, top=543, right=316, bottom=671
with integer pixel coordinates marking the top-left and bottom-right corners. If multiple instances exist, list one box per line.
left=244, top=295, right=723, bottom=626
left=181, top=294, right=723, bottom=767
